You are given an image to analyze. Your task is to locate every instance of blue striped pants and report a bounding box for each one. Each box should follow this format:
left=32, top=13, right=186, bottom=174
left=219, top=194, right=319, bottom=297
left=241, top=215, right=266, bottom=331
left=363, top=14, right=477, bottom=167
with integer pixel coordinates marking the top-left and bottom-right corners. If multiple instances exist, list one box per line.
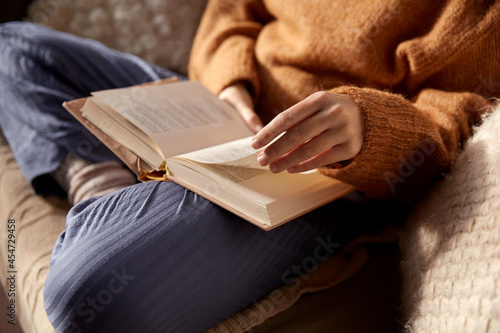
left=0, top=22, right=372, bottom=332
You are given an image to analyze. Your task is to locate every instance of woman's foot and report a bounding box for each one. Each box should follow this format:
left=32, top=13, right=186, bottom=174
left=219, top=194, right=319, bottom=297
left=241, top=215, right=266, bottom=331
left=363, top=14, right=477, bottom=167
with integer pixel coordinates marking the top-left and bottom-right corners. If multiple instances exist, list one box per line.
left=52, top=153, right=137, bottom=205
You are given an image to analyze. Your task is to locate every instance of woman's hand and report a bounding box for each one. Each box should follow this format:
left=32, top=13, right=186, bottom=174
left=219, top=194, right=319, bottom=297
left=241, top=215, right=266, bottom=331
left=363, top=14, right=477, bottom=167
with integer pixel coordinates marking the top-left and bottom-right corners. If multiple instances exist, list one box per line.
left=251, top=91, right=363, bottom=173
left=218, top=83, right=263, bottom=134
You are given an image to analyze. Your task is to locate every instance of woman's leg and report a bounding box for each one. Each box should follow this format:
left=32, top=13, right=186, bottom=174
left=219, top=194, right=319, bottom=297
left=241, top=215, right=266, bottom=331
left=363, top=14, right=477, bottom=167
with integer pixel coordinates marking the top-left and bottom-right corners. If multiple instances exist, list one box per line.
left=43, top=181, right=367, bottom=333
left=0, top=22, right=179, bottom=196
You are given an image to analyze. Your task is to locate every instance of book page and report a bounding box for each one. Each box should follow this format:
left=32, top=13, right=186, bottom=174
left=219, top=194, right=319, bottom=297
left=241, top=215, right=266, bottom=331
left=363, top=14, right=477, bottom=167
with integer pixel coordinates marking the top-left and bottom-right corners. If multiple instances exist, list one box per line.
left=166, top=153, right=354, bottom=228
left=199, top=164, right=329, bottom=202
left=168, top=159, right=335, bottom=206
left=81, top=98, right=165, bottom=170
left=173, top=132, right=287, bottom=169
left=174, top=136, right=265, bottom=169
left=203, top=164, right=268, bottom=183
left=91, top=81, right=253, bottom=158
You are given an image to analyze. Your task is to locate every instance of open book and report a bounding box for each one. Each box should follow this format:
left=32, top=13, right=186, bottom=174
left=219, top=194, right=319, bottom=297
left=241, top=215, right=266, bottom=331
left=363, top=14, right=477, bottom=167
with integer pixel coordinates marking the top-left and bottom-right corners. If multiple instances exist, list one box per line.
left=63, top=78, right=355, bottom=230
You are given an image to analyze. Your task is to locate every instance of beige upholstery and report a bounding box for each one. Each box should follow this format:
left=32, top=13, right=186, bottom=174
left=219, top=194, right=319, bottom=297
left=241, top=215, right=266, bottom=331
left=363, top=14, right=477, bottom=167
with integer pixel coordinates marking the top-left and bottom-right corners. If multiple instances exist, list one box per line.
left=0, top=132, right=67, bottom=333
left=26, top=0, right=208, bottom=76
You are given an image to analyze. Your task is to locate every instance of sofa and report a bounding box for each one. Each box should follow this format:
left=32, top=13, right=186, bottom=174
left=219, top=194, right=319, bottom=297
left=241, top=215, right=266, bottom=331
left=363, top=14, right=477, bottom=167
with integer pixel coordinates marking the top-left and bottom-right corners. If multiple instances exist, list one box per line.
left=1, top=1, right=499, bottom=332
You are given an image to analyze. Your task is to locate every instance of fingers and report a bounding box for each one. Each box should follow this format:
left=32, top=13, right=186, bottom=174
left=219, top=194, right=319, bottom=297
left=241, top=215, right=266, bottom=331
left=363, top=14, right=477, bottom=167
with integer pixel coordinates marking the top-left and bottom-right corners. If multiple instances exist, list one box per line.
left=252, top=91, right=363, bottom=173
left=219, top=84, right=263, bottom=133
left=251, top=92, right=325, bottom=149
left=238, top=104, right=264, bottom=133
left=287, top=143, right=360, bottom=173
left=256, top=110, right=335, bottom=167
left=260, top=127, right=342, bottom=173
left=267, top=125, right=362, bottom=173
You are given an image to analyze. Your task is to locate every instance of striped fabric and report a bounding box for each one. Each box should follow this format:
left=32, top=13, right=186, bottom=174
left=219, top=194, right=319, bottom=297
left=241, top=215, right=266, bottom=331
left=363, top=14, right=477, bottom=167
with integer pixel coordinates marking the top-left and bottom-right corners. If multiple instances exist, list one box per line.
left=44, top=181, right=355, bottom=332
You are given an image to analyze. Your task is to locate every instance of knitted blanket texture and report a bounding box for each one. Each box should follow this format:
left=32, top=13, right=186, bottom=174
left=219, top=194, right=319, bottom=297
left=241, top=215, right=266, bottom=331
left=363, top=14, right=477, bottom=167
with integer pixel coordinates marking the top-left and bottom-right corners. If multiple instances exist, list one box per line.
left=400, top=104, right=500, bottom=333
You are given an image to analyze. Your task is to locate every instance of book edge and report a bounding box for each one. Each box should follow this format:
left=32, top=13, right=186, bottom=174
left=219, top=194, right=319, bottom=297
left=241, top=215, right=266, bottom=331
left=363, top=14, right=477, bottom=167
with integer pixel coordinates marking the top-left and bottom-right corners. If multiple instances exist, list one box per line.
left=63, top=98, right=143, bottom=177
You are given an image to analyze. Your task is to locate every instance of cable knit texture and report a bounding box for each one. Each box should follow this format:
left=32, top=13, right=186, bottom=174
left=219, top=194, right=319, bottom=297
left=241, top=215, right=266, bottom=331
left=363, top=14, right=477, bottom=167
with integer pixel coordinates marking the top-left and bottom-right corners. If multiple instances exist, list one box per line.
left=400, top=105, right=500, bottom=333
left=189, top=0, right=500, bottom=200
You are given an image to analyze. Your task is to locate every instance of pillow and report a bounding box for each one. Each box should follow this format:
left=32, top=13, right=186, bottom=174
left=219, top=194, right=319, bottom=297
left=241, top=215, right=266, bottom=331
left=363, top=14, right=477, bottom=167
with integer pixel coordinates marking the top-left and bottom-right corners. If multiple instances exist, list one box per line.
left=400, top=104, right=500, bottom=333
left=26, top=0, right=208, bottom=76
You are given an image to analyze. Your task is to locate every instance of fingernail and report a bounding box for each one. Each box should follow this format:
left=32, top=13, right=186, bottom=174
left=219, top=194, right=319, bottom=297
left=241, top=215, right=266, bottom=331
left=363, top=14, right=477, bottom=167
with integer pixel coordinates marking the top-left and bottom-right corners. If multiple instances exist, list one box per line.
left=253, top=124, right=263, bottom=133
left=287, top=167, right=296, bottom=173
left=257, top=153, right=267, bottom=166
left=270, top=164, right=278, bottom=173
left=251, top=137, right=261, bottom=149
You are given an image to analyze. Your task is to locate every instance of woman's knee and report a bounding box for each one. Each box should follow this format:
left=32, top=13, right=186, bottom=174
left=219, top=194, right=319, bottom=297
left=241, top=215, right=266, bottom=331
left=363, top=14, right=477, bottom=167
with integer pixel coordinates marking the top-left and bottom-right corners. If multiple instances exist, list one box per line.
left=42, top=181, right=337, bottom=332
left=41, top=184, right=165, bottom=332
left=0, top=21, right=39, bottom=38
left=0, top=22, right=55, bottom=54
left=42, top=182, right=227, bottom=332
left=44, top=256, right=138, bottom=332
left=0, top=22, right=68, bottom=85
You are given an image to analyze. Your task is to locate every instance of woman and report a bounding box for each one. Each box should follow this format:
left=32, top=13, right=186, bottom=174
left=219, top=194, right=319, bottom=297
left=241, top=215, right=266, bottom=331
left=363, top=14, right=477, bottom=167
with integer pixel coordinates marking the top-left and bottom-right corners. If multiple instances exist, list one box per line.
left=0, top=0, right=498, bottom=332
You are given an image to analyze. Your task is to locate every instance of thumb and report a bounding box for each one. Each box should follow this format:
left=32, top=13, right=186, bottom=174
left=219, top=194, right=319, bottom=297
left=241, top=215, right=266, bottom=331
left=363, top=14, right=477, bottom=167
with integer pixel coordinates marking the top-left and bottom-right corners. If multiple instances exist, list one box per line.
left=233, top=101, right=263, bottom=134
left=219, top=85, right=263, bottom=133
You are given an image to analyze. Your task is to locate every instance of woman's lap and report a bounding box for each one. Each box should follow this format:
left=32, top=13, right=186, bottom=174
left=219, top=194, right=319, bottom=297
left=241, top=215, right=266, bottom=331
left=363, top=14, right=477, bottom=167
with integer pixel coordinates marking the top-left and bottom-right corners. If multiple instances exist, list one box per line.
left=44, top=181, right=350, bottom=332
left=0, top=22, right=362, bottom=333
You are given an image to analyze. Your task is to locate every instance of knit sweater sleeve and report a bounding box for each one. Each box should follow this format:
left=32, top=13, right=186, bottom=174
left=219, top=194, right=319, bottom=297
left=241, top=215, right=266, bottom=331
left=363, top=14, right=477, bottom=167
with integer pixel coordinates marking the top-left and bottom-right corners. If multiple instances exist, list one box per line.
left=188, top=0, right=271, bottom=97
left=319, top=2, right=500, bottom=200
left=320, top=87, right=493, bottom=200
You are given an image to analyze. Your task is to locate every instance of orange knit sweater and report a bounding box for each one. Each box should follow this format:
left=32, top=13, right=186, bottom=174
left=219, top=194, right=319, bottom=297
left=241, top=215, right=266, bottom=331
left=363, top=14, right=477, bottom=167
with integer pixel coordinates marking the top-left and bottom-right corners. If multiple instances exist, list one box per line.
left=188, top=0, right=500, bottom=200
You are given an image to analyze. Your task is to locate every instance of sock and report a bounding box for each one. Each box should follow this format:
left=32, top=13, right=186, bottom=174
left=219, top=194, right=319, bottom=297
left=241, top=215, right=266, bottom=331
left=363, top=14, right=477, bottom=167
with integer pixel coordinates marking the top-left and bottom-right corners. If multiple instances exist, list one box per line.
left=51, top=153, right=137, bottom=206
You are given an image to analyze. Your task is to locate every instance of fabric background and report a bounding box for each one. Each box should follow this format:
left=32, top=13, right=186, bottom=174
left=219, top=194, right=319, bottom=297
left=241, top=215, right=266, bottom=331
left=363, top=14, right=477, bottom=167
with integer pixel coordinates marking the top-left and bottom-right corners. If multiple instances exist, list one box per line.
left=400, top=104, right=500, bottom=333
left=26, top=0, right=208, bottom=76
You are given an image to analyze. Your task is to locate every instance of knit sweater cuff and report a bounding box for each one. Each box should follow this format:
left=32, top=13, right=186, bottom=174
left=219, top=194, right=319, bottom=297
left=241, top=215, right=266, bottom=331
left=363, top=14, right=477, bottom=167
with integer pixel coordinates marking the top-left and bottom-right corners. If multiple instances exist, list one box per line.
left=319, top=86, right=450, bottom=200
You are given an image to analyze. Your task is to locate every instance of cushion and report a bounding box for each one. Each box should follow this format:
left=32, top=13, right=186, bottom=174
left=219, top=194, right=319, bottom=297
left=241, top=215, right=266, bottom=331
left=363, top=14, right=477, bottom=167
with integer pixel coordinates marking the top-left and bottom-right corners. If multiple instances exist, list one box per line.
left=400, top=104, right=500, bottom=332
left=0, top=131, right=68, bottom=333
left=26, top=0, right=209, bottom=76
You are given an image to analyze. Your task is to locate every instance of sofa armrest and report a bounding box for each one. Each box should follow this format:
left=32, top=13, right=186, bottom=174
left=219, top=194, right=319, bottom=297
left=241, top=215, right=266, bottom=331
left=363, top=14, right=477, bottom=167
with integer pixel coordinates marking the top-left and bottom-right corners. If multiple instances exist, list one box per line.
left=0, top=131, right=69, bottom=333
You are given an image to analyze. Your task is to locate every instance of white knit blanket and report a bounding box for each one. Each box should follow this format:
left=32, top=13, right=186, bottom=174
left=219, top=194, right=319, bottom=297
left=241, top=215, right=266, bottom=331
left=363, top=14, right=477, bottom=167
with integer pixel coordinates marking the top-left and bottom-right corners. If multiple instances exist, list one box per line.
left=400, top=104, right=500, bottom=333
